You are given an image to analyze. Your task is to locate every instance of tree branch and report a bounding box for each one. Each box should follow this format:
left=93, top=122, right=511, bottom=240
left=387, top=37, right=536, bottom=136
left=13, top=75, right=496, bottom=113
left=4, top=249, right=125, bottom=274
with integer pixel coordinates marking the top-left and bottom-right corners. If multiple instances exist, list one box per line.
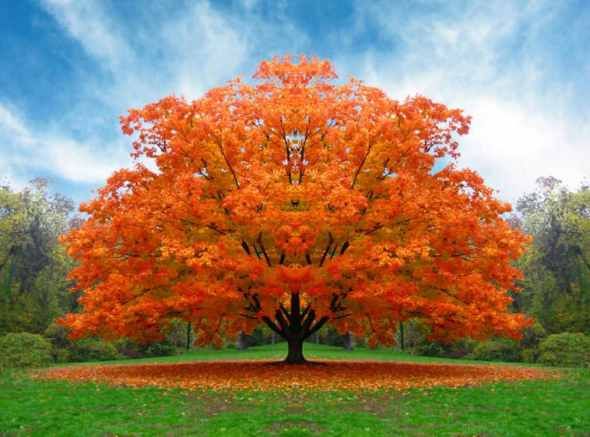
left=216, top=134, right=240, bottom=189
left=340, top=241, right=350, bottom=255
left=304, top=316, right=329, bottom=340
left=256, top=232, right=272, bottom=267
left=280, top=303, right=291, bottom=323
left=301, top=309, right=316, bottom=334
left=262, top=316, right=284, bottom=337
left=319, top=232, right=334, bottom=267
left=351, top=139, right=373, bottom=188
left=275, top=309, right=290, bottom=332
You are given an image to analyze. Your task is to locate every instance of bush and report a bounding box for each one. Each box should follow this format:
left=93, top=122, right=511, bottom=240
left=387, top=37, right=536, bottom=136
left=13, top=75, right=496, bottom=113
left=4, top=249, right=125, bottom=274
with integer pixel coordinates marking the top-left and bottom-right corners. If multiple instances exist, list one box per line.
left=52, top=348, right=71, bottom=363
left=413, top=339, right=475, bottom=359
left=44, top=323, right=70, bottom=349
left=115, top=339, right=178, bottom=358
left=469, top=339, right=520, bottom=362
left=521, top=322, right=546, bottom=349
left=0, top=332, right=52, bottom=369
left=318, top=326, right=355, bottom=348
left=69, top=339, right=120, bottom=362
left=520, top=348, right=539, bottom=363
left=538, top=332, right=590, bottom=368
left=145, top=342, right=177, bottom=357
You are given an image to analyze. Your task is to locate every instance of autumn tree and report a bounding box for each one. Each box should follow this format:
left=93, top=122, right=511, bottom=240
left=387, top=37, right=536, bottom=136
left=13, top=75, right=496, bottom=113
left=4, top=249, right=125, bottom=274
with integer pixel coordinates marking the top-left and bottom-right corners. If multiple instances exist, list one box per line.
left=61, top=57, right=530, bottom=364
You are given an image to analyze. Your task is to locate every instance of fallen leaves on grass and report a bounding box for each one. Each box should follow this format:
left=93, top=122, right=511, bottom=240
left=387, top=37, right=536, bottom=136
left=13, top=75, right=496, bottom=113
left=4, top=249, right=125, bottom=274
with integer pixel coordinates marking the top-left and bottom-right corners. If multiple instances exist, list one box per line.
left=34, top=360, right=554, bottom=391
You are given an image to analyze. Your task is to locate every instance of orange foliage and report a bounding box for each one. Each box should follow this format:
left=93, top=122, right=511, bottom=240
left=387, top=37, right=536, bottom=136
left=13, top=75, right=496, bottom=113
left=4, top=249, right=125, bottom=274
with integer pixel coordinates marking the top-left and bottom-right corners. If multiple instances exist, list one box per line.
left=36, top=361, right=552, bottom=391
left=60, top=56, right=531, bottom=351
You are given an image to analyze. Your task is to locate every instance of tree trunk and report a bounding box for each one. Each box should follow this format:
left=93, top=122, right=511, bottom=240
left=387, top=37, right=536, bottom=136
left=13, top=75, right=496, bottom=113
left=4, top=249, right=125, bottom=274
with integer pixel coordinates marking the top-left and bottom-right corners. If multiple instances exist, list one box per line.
left=186, top=322, right=192, bottom=351
left=236, top=331, right=248, bottom=350
left=261, top=292, right=330, bottom=364
left=285, top=337, right=306, bottom=364
left=343, top=331, right=354, bottom=350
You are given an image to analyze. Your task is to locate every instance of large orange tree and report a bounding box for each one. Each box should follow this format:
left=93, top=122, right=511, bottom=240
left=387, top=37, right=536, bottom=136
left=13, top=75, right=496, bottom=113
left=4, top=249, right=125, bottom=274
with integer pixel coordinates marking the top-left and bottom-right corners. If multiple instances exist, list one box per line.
left=61, top=57, right=530, bottom=363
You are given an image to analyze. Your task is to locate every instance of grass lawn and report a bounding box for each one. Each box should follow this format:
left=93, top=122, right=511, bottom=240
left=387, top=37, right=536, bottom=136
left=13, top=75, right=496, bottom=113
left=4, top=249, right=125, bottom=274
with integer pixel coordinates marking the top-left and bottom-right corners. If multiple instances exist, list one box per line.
left=1, top=343, right=588, bottom=436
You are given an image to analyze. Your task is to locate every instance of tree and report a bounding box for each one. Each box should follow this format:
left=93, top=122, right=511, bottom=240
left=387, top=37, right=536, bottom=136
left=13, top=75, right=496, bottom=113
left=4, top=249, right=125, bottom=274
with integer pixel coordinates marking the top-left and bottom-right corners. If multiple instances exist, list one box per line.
left=0, top=179, right=75, bottom=335
left=61, top=57, right=530, bottom=364
left=516, top=178, right=590, bottom=333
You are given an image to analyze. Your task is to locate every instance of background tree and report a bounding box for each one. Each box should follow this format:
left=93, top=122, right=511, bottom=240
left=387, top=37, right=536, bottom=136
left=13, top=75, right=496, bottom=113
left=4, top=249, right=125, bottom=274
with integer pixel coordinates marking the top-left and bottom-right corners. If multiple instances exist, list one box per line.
left=0, top=179, right=75, bottom=335
left=516, top=177, right=590, bottom=333
left=61, top=57, right=530, bottom=364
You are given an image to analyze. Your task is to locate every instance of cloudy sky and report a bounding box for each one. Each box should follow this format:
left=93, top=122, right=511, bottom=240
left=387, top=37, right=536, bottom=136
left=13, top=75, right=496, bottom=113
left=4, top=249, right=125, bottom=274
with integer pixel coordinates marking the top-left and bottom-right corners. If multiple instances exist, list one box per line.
left=1, top=0, right=588, bottom=204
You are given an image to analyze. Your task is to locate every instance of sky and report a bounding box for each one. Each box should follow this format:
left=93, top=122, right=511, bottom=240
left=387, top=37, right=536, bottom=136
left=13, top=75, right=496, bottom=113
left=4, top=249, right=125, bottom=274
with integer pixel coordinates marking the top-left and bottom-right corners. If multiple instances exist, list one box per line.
left=0, top=0, right=588, bottom=205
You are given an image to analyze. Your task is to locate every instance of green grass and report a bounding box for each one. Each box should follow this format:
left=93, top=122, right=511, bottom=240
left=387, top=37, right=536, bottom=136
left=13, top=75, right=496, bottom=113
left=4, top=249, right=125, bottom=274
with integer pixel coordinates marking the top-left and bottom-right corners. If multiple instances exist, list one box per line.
left=57, top=342, right=540, bottom=367
left=1, top=343, right=589, bottom=436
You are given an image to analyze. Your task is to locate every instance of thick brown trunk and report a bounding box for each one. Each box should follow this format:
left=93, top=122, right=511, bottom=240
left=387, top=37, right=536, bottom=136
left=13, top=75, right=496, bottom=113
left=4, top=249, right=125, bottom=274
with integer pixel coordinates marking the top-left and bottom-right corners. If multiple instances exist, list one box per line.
left=261, top=292, right=330, bottom=364
left=285, top=337, right=306, bottom=364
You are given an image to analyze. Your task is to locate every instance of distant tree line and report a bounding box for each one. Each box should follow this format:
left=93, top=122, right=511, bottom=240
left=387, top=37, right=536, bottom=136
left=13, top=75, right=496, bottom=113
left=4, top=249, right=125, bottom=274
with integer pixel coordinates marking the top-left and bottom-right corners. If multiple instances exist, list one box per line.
left=1, top=176, right=589, bottom=367
left=0, top=179, right=76, bottom=335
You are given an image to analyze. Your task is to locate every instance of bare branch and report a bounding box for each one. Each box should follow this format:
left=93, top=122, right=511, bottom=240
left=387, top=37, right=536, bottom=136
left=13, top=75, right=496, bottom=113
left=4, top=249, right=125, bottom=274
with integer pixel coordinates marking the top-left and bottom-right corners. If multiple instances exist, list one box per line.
left=351, top=139, right=373, bottom=188
left=304, top=316, right=329, bottom=340
left=256, top=232, right=272, bottom=267
left=262, top=316, right=284, bottom=337
left=319, top=232, right=334, bottom=267
left=241, top=240, right=251, bottom=255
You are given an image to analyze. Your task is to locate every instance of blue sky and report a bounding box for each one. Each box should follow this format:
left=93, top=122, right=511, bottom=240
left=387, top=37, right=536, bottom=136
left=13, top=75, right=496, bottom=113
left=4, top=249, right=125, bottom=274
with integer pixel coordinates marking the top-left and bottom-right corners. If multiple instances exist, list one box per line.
left=1, top=0, right=588, bottom=205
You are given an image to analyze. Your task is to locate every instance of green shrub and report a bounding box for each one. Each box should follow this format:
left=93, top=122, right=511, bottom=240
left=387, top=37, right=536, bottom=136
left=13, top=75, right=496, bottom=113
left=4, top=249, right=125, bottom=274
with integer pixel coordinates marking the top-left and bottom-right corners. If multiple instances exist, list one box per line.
left=521, top=322, right=546, bottom=349
left=145, top=342, right=177, bottom=357
left=52, top=348, right=71, bottom=363
left=114, top=339, right=144, bottom=358
left=538, top=332, right=590, bottom=367
left=413, top=339, right=475, bottom=359
left=413, top=342, right=445, bottom=357
left=520, top=348, right=539, bottom=363
left=44, top=323, right=70, bottom=349
left=0, top=332, right=52, bottom=369
left=115, top=339, right=178, bottom=358
left=69, top=339, right=120, bottom=362
left=469, top=339, right=520, bottom=362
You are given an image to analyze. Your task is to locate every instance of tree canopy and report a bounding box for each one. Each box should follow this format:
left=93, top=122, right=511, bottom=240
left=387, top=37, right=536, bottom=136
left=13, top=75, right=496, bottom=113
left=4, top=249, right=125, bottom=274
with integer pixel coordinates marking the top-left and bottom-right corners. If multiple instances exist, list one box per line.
left=515, top=177, right=590, bottom=333
left=0, top=179, right=74, bottom=335
left=61, top=57, right=530, bottom=363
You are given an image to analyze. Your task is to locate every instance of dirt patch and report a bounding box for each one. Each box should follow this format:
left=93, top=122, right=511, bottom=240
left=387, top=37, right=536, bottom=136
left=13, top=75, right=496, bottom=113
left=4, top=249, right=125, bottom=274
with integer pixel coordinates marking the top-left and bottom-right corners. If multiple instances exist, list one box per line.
left=33, top=360, right=556, bottom=392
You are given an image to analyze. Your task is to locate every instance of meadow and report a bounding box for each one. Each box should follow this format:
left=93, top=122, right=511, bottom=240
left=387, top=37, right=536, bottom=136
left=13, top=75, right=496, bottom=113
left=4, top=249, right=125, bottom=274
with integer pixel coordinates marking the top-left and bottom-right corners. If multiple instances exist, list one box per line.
left=1, top=343, right=589, bottom=436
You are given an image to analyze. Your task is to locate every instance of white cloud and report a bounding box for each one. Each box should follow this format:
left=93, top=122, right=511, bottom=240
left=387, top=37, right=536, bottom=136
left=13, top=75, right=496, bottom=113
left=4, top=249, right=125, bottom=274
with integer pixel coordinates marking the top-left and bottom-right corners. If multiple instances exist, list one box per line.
left=460, top=98, right=589, bottom=199
left=0, top=104, right=33, bottom=143
left=0, top=103, right=128, bottom=185
left=28, top=0, right=308, bottom=197
left=23, top=0, right=588, bottom=204
left=158, top=1, right=252, bottom=99
left=334, top=0, right=589, bottom=202
left=40, top=0, right=307, bottom=106
left=41, top=0, right=133, bottom=71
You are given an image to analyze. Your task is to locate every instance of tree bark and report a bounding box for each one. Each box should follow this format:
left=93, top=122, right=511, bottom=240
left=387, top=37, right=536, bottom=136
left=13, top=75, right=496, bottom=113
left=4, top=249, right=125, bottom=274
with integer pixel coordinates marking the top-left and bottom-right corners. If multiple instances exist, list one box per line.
left=236, top=331, right=248, bottom=350
left=343, top=331, right=354, bottom=350
left=261, top=292, right=329, bottom=364
left=186, top=322, right=192, bottom=351
left=285, top=337, right=306, bottom=364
